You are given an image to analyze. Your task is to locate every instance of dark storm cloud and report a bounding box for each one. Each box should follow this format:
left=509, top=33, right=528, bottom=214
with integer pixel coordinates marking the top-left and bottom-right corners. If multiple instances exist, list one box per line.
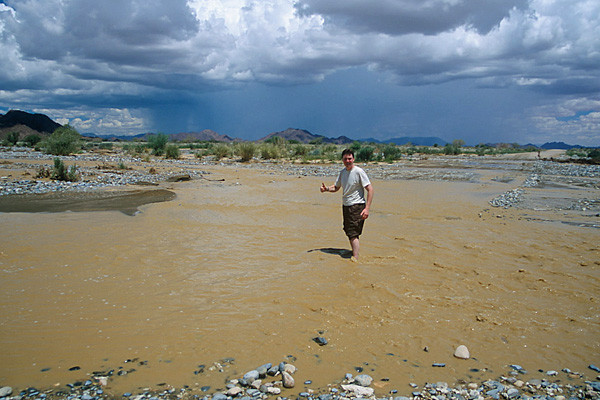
left=294, top=0, right=529, bottom=35
left=0, top=0, right=598, bottom=144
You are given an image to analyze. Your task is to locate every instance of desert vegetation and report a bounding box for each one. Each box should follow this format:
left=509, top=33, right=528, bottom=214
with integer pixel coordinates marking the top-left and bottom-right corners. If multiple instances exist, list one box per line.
left=41, top=125, right=82, bottom=156
left=35, top=158, right=79, bottom=182
left=71, top=137, right=598, bottom=164
left=3, top=127, right=598, bottom=165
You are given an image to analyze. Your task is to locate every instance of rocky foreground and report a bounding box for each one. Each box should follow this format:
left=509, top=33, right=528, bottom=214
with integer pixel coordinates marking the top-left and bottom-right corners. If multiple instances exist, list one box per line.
left=0, top=361, right=599, bottom=400
left=1, top=147, right=599, bottom=200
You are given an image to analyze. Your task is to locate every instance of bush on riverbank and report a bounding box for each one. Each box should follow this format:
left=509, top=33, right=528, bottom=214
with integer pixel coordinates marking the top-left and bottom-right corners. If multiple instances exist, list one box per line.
left=35, top=158, right=79, bottom=181
left=165, top=144, right=180, bottom=159
left=236, top=142, right=257, bottom=162
left=567, top=147, right=600, bottom=163
left=147, top=134, right=169, bottom=156
left=42, top=125, right=81, bottom=156
left=107, top=136, right=583, bottom=164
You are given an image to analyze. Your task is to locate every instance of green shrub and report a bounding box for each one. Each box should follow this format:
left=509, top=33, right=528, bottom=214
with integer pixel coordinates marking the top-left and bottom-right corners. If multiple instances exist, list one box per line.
left=148, top=134, right=169, bottom=156
left=7, top=131, right=19, bottom=145
left=264, top=136, right=286, bottom=146
left=212, top=143, right=231, bottom=160
left=292, top=144, right=309, bottom=157
left=165, top=144, right=180, bottom=159
left=51, top=158, right=79, bottom=181
left=356, top=146, right=374, bottom=162
left=99, top=142, right=113, bottom=150
left=134, top=143, right=147, bottom=154
left=42, top=125, right=81, bottom=155
left=24, top=134, right=42, bottom=147
left=443, top=143, right=461, bottom=155
left=236, top=142, right=256, bottom=162
left=195, top=150, right=208, bottom=159
left=382, top=144, right=402, bottom=162
left=260, top=143, right=281, bottom=160
left=350, top=141, right=362, bottom=152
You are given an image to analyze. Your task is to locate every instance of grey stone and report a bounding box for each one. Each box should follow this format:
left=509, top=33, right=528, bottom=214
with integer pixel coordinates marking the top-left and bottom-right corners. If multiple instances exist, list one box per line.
left=282, top=371, right=295, bottom=388
left=243, top=370, right=259, bottom=383
left=0, top=387, right=12, bottom=397
left=256, top=363, right=271, bottom=378
left=227, top=387, right=243, bottom=397
left=354, top=374, right=373, bottom=387
left=454, top=345, right=470, bottom=359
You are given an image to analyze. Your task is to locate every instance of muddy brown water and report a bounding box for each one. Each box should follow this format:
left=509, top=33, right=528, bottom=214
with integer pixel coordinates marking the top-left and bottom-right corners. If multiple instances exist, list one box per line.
left=0, top=189, right=176, bottom=216
left=0, top=164, right=598, bottom=396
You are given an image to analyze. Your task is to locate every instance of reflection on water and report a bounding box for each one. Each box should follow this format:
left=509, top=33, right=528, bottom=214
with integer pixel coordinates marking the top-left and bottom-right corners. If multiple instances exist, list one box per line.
left=0, top=189, right=176, bottom=215
left=0, top=166, right=598, bottom=395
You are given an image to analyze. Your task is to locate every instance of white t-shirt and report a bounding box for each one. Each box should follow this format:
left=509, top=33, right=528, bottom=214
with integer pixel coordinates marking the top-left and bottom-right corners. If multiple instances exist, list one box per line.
left=335, top=166, right=371, bottom=206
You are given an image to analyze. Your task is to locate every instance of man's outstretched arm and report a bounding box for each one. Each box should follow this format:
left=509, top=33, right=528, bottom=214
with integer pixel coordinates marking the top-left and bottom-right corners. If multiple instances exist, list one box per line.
left=321, top=182, right=340, bottom=193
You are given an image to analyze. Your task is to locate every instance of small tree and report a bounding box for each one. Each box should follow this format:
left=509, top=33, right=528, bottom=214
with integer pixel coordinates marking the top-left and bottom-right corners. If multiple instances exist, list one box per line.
left=382, top=144, right=402, bottom=162
left=7, top=131, right=20, bottom=145
left=356, top=146, right=374, bottom=162
left=165, top=144, right=180, bottom=159
left=43, top=125, right=82, bottom=155
left=148, top=134, right=169, bottom=156
left=444, top=143, right=461, bottom=155
left=24, top=134, right=42, bottom=147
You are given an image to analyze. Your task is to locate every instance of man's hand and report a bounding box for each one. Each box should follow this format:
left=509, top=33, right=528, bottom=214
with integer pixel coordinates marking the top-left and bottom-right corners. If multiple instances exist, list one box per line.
left=320, top=182, right=327, bottom=192
left=360, top=208, right=369, bottom=219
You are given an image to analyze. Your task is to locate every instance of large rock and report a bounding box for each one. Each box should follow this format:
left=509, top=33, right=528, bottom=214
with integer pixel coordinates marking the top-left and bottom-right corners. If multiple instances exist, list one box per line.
left=354, top=374, right=373, bottom=387
left=283, top=363, right=296, bottom=374
left=243, top=370, right=260, bottom=383
left=341, top=384, right=374, bottom=397
left=454, top=345, right=470, bottom=359
left=226, top=387, right=243, bottom=396
left=282, top=371, right=295, bottom=388
left=0, top=387, right=13, bottom=397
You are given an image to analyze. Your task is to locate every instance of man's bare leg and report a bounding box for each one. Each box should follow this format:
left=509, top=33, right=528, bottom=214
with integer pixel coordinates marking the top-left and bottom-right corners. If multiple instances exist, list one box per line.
left=349, top=236, right=360, bottom=261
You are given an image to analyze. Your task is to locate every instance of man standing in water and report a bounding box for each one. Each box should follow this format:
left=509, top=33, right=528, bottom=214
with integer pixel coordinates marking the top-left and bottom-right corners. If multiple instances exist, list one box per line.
left=321, top=149, right=374, bottom=261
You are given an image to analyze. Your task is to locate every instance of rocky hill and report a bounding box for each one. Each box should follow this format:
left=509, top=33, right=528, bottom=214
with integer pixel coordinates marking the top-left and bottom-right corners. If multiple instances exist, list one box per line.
left=260, top=128, right=353, bottom=144
left=0, top=110, right=62, bottom=140
left=0, top=110, right=61, bottom=133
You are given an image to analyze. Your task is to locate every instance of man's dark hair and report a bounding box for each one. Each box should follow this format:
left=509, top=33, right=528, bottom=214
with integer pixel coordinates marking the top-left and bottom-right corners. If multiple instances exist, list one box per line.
left=341, top=148, right=354, bottom=158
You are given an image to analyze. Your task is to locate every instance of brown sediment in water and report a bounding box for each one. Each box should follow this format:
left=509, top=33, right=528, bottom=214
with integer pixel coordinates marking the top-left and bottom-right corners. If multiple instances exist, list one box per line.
left=0, top=160, right=598, bottom=396
left=0, top=189, right=176, bottom=216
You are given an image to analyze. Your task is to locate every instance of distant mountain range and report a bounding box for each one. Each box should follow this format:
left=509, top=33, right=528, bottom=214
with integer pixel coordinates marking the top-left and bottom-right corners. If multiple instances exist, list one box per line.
left=0, top=109, right=595, bottom=149
left=363, top=136, right=448, bottom=146
left=90, top=130, right=235, bottom=142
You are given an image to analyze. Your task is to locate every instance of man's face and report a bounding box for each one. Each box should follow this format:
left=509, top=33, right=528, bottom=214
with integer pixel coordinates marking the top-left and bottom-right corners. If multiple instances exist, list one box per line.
left=342, top=153, right=354, bottom=169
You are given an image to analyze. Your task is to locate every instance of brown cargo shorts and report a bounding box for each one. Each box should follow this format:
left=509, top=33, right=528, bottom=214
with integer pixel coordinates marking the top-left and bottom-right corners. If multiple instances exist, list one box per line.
left=342, top=203, right=366, bottom=239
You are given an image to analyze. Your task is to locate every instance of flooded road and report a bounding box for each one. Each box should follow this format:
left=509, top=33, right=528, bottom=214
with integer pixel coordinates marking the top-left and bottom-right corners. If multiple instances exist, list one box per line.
left=0, top=163, right=598, bottom=395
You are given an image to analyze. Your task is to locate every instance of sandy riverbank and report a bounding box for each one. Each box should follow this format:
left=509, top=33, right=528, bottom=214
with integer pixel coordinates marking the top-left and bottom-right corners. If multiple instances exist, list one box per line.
left=0, top=151, right=598, bottom=398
